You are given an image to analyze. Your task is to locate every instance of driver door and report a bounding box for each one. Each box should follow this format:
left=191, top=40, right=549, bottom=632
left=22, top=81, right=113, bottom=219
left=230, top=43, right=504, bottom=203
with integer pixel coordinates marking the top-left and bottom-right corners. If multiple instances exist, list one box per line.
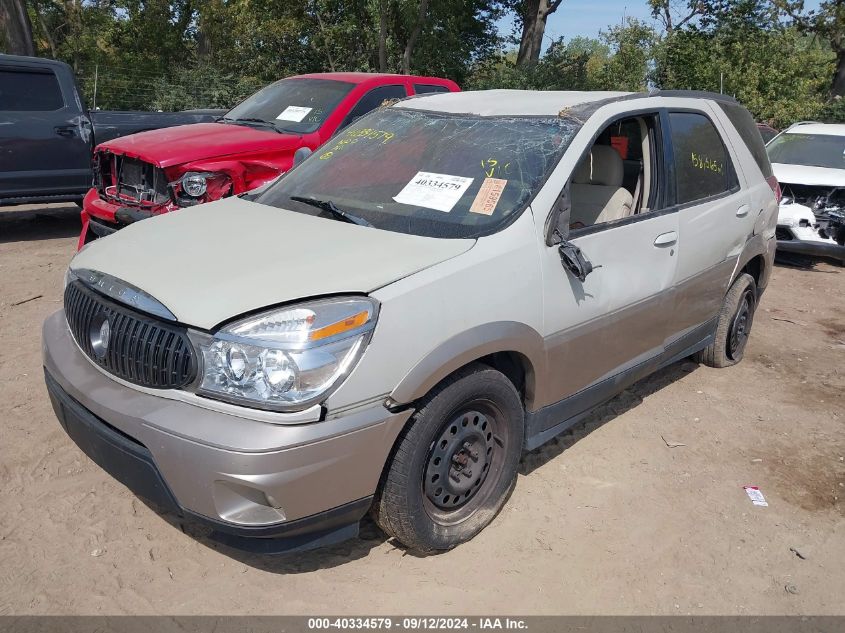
left=538, top=111, right=680, bottom=413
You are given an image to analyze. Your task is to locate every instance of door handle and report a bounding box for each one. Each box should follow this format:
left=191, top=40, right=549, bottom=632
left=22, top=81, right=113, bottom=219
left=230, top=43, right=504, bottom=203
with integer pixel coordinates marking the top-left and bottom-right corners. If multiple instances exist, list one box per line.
left=736, top=204, right=750, bottom=217
left=653, top=231, right=677, bottom=247
left=54, top=126, right=76, bottom=138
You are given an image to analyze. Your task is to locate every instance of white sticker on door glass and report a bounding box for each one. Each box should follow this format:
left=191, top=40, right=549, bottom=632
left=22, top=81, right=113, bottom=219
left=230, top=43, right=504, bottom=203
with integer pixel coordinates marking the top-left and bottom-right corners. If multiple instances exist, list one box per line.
left=276, top=106, right=313, bottom=122
left=393, top=171, right=474, bottom=212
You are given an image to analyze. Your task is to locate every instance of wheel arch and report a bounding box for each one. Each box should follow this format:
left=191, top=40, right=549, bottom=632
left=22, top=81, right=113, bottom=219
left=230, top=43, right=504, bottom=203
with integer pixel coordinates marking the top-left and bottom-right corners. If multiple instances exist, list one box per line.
left=387, top=322, right=545, bottom=413
left=731, top=233, right=771, bottom=296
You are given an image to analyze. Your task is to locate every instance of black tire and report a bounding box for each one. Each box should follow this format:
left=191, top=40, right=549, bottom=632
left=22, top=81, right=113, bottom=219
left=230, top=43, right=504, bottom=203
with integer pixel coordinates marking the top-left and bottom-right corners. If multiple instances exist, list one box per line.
left=373, top=363, right=524, bottom=553
left=694, top=273, right=757, bottom=368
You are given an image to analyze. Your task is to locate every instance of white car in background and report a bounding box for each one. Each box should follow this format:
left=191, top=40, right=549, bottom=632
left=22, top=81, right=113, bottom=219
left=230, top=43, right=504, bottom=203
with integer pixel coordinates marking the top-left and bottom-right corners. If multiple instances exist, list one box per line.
left=767, top=122, right=845, bottom=264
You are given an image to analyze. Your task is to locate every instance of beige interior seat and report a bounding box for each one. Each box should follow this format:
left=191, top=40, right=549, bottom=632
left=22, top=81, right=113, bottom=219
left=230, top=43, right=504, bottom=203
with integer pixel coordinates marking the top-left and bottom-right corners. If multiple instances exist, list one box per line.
left=570, top=145, right=633, bottom=228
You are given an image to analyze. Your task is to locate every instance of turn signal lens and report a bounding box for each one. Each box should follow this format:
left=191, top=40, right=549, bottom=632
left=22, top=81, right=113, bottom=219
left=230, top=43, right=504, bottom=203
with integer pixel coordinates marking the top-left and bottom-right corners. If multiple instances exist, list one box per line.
left=309, top=310, right=369, bottom=341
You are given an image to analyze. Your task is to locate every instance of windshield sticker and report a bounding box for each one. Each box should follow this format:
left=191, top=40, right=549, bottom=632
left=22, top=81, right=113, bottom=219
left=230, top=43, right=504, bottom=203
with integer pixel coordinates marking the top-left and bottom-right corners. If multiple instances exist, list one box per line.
left=469, top=178, right=507, bottom=215
left=320, top=128, right=395, bottom=160
left=276, top=106, right=313, bottom=122
left=393, top=171, right=474, bottom=213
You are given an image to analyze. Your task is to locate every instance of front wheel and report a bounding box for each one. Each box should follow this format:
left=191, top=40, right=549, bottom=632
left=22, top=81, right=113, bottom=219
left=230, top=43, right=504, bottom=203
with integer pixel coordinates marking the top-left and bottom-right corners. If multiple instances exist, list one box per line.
left=694, top=273, right=757, bottom=368
left=373, top=364, right=524, bottom=553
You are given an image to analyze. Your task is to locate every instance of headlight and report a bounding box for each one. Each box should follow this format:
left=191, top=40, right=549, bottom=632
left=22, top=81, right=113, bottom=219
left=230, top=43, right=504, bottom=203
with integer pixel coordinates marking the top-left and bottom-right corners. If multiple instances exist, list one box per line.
left=181, top=173, right=208, bottom=197
left=191, top=297, right=378, bottom=411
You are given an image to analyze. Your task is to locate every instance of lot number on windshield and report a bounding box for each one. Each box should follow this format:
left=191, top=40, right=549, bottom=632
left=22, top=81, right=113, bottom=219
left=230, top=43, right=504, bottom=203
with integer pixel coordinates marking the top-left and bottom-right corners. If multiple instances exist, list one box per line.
left=393, top=171, right=474, bottom=212
left=277, top=106, right=313, bottom=122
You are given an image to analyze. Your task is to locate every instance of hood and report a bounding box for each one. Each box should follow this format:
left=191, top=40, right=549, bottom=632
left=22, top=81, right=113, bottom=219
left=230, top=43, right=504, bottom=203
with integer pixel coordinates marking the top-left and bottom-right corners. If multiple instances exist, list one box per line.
left=98, top=122, right=304, bottom=168
left=70, top=197, right=474, bottom=330
left=772, top=162, right=845, bottom=188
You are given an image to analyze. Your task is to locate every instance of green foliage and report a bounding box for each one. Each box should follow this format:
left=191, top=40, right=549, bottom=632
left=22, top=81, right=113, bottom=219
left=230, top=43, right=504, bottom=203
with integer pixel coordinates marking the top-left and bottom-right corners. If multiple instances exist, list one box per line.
left=15, top=0, right=845, bottom=126
left=651, top=1, right=835, bottom=127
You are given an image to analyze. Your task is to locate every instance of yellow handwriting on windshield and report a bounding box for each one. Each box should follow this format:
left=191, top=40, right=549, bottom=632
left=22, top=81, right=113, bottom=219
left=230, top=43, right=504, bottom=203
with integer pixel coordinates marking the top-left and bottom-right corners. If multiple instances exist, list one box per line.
left=481, top=158, right=512, bottom=178
left=320, top=128, right=395, bottom=160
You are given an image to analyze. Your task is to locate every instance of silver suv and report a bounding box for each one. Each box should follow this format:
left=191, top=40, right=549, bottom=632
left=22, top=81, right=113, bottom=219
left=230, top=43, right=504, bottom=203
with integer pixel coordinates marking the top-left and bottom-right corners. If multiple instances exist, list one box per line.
left=43, top=89, right=778, bottom=554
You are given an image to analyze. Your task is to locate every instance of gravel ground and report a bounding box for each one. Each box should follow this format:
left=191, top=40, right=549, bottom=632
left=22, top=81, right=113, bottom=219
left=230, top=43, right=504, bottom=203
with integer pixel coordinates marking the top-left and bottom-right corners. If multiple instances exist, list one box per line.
left=0, top=204, right=843, bottom=615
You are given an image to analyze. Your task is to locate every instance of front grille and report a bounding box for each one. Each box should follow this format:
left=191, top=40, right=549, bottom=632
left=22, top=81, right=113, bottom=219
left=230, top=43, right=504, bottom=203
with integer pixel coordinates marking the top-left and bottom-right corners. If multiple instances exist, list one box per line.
left=776, top=226, right=794, bottom=241
left=96, top=152, right=170, bottom=207
left=64, top=280, right=196, bottom=389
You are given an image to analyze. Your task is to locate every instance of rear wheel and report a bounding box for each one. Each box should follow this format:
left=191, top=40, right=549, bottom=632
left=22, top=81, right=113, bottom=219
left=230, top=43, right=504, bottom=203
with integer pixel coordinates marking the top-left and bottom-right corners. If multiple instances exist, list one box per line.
left=694, top=273, right=757, bottom=368
left=373, top=364, right=523, bottom=553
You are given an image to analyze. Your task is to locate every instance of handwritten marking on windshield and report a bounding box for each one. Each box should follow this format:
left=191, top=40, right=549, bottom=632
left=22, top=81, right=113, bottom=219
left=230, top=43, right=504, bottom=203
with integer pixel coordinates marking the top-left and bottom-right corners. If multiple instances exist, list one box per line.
left=320, top=128, right=395, bottom=160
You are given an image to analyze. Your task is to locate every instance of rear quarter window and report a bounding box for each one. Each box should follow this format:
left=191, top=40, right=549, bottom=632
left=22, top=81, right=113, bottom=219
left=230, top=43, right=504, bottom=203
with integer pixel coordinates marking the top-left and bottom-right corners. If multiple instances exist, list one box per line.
left=669, top=111, right=738, bottom=204
left=718, top=102, right=773, bottom=179
left=0, top=69, right=64, bottom=111
left=413, top=84, right=450, bottom=94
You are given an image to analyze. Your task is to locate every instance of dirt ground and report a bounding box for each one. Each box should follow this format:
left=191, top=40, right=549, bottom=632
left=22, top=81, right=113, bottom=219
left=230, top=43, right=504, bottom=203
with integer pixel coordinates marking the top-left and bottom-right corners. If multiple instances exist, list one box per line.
left=0, top=204, right=843, bottom=616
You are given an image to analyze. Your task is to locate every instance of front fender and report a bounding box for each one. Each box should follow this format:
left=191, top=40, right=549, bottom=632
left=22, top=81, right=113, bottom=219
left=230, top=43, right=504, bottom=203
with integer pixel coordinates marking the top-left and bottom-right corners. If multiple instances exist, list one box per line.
left=165, top=157, right=288, bottom=196
left=389, top=321, right=546, bottom=411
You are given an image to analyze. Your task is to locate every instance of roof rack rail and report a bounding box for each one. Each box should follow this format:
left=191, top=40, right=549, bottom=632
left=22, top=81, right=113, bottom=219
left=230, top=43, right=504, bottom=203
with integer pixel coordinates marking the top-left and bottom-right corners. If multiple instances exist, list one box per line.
left=647, top=89, right=738, bottom=103
left=784, top=120, right=822, bottom=131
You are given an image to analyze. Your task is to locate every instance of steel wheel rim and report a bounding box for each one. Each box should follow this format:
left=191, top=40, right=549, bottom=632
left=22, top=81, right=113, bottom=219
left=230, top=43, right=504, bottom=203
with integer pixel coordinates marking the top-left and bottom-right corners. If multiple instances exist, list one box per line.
left=421, top=399, right=508, bottom=526
left=728, top=289, right=754, bottom=359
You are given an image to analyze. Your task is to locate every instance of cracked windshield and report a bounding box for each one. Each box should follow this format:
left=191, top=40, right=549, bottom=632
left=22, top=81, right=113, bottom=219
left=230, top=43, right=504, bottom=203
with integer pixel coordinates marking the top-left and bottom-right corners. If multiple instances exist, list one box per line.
left=256, top=107, right=580, bottom=238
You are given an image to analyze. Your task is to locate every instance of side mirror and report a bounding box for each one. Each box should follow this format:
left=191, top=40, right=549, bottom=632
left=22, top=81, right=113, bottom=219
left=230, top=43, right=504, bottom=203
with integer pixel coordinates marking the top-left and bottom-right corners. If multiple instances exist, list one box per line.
left=545, top=184, right=600, bottom=282
left=558, top=241, right=598, bottom=282
left=545, top=186, right=572, bottom=246
left=292, top=147, right=312, bottom=167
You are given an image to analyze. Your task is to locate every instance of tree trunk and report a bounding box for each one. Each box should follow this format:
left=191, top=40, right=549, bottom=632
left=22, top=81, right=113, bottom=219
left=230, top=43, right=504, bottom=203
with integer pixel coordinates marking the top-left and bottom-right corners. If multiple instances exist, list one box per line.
left=832, top=48, right=845, bottom=97
left=313, top=6, right=336, bottom=72
left=35, top=3, right=57, bottom=58
left=0, top=0, right=35, bottom=56
left=515, top=0, right=563, bottom=68
left=378, top=0, right=388, bottom=72
left=401, top=0, right=429, bottom=74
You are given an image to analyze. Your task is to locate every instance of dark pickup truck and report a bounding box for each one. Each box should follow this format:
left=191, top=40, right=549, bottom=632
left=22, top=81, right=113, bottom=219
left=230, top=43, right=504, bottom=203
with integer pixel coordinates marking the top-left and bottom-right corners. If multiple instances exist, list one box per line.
left=0, top=55, right=224, bottom=206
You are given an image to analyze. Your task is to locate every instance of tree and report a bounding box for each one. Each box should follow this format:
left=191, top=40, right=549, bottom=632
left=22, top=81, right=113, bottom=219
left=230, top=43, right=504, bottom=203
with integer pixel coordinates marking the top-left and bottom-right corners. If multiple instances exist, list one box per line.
left=648, top=0, right=703, bottom=32
left=401, top=0, right=429, bottom=73
left=651, top=0, right=834, bottom=126
left=514, top=0, right=564, bottom=67
left=595, top=19, right=656, bottom=91
left=0, top=0, right=35, bottom=56
left=773, top=0, right=845, bottom=96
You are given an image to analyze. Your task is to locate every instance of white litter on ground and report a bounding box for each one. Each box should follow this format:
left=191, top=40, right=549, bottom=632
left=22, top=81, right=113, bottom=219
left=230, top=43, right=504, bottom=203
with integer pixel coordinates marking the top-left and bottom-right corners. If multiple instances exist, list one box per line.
left=744, top=485, right=769, bottom=507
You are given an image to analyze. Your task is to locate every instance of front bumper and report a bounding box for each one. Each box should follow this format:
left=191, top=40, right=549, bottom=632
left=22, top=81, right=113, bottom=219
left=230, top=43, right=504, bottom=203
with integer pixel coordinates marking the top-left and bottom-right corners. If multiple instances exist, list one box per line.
left=79, top=188, right=172, bottom=251
left=776, top=225, right=845, bottom=264
left=42, top=310, right=411, bottom=550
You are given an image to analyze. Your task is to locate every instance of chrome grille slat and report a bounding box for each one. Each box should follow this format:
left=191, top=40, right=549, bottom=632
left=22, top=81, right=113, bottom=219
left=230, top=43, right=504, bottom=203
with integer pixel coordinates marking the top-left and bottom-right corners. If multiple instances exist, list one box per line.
left=63, top=281, right=196, bottom=389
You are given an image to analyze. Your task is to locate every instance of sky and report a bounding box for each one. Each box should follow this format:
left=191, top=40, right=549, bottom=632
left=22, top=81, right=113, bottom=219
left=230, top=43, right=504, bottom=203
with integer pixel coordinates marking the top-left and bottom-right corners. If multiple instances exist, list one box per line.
left=496, top=0, right=824, bottom=53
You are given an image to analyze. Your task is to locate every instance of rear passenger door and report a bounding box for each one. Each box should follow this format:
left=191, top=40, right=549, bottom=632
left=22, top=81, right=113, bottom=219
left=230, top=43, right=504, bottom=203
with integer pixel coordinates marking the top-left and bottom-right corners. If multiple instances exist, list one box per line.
left=666, top=109, right=751, bottom=346
left=0, top=65, right=91, bottom=201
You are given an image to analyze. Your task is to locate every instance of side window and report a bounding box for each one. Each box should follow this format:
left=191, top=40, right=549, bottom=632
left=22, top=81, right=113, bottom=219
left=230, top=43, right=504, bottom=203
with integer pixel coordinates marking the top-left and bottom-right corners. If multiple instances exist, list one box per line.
left=669, top=112, right=737, bottom=204
left=0, top=69, right=64, bottom=111
left=718, top=102, right=773, bottom=178
left=340, top=85, right=407, bottom=129
left=568, top=114, right=660, bottom=231
left=413, top=83, right=449, bottom=94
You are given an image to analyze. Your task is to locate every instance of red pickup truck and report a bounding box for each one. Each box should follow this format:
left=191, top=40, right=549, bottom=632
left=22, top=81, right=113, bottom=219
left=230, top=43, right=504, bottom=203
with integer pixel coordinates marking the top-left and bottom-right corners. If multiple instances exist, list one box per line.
left=80, top=72, right=459, bottom=248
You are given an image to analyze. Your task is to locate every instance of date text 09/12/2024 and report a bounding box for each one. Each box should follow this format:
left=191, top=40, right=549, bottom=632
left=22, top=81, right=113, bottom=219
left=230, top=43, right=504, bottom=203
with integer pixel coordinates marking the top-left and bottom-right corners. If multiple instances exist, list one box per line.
left=307, top=618, right=528, bottom=630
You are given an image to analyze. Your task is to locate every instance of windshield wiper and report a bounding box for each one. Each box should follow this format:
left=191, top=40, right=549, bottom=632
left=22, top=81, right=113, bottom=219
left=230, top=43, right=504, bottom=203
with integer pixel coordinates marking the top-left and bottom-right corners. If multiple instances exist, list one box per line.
left=290, top=196, right=373, bottom=227
left=222, top=117, right=283, bottom=133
